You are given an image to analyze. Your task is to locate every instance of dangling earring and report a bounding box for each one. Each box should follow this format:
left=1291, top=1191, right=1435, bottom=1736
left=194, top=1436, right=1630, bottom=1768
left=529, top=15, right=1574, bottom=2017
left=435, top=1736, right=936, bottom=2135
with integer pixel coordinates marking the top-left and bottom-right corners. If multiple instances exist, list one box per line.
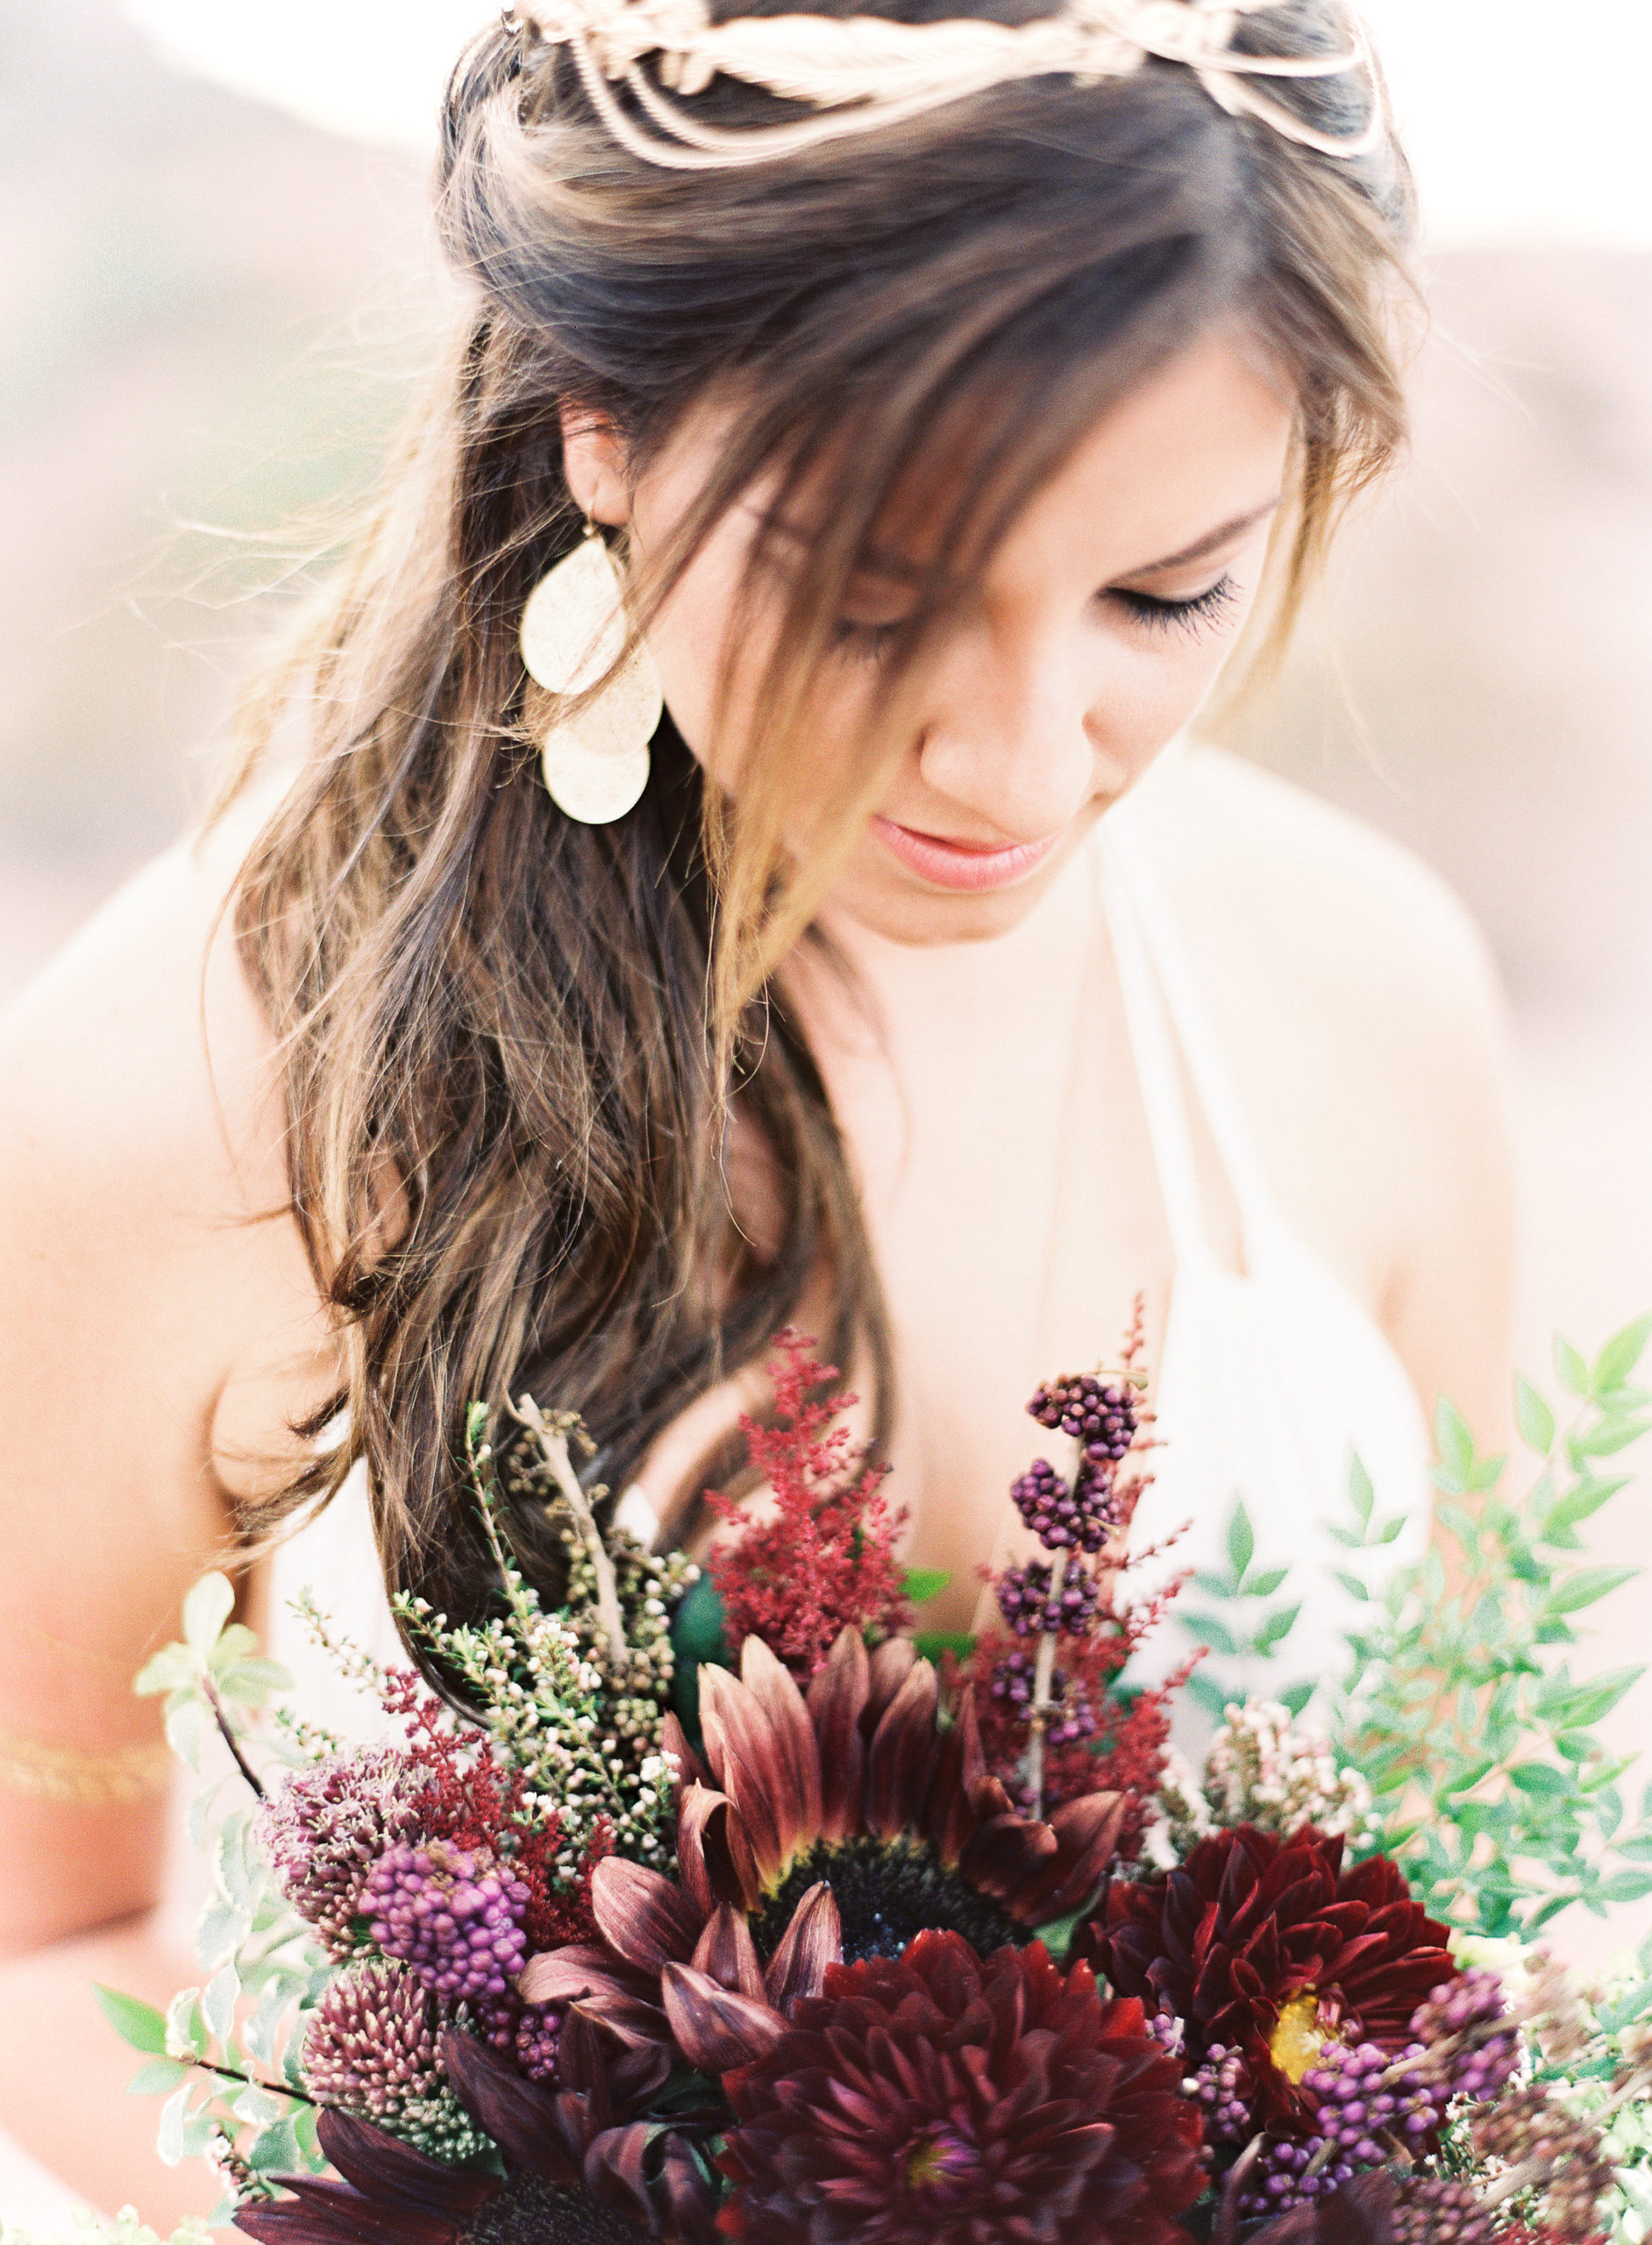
left=520, top=517, right=662, bottom=824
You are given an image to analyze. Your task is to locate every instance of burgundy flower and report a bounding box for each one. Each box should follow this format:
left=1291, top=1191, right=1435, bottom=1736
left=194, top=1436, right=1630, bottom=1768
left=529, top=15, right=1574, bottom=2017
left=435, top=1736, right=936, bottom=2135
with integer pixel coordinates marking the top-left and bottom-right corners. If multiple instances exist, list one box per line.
left=521, top=1629, right=1126, bottom=2070
left=713, top=1928, right=1204, bottom=2245
left=1080, top=1825, right=1459, bottom=2130
left=237, top=2020, right=717, bottom=2245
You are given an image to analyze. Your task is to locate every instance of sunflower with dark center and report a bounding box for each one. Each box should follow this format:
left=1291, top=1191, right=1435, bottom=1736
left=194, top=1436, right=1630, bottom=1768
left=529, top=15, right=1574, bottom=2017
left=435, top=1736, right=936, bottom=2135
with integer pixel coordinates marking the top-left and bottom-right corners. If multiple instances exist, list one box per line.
left=519, top=1627, right=1127, bottom=2072
left=235, top=2020, right=717, bottom=2245
left=1079, top=1823, right=1461, bottom=2133
left=715, top=1928, right=1205, bottom=2245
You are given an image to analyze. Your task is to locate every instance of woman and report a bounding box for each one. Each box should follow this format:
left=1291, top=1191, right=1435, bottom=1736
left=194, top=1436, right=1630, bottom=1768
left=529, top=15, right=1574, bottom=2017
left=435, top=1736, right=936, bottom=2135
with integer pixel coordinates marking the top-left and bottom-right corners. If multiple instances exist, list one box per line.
left=0, top=0, right=1513, bottom=2216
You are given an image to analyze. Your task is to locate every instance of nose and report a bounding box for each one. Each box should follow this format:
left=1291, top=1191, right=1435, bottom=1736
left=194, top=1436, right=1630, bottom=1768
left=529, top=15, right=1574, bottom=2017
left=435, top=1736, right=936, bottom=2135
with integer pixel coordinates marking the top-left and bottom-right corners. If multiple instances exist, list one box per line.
left=914, top=625, right=1100, bottom=844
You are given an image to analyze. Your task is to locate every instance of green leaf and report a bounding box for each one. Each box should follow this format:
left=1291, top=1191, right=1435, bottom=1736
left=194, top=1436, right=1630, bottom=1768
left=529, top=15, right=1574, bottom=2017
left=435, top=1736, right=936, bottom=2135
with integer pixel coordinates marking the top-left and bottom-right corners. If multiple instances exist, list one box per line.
left=183, top=1572, right=237, bottom=1662
left=1513, top=1374, right=1556, bottom=1456
left=1506, top=1762, right=1572, bottom=1799
left=1332, top=1571, right=1371, bottom=1604
left=1226, top=1503, right=1255, bottom=1586
left=1545, top=1478, right=1627, bottom=1535
left=1434, top=1397, right=1475, bottom=1482
left=126, top=2058, right=192, bottom=2097
left=1573, top=1418, right=1652, bottom=1459
left=1596, top=1870, right=1652, bottom=1906
left=203, top=1964, right=240, bottom=2046
left=913, top=1631, right=976, bottom=1663
left=132, top=1645, right=197, bottom=1698
left=1593, top=1311, right=1652, bottom=1396
left=163, top=1696, right=209, bottom=1773
left=1280, top=1681, right=1315, bottom=1719
left=250, top=2119, right=303, bottom=2174
left=196, top=1888, right=253, bottom=1973
left=165, top=1986, right=206, bottom=2061
left=1247, top=1568, right=1291, bottom=1600
left=1546, top=1565, right=1640, bottom=1617
left=1558, top=1667, right=1645, bottom=1729
left=1348, top=1456, right=1375, bottom=1527
left=93, top=1985, right=170, bottom=2056
left=1555, top=1335, right=1591, bottom=1397
left=1186, top=1671, right=1235, bottom=1719
left=1255, top=1604, right=1303, bottom=1656
left=155, top=2081, right=195, bottom=2168
left=1183, top=1611, right=1240, bottom=1657
left=669, top=1572, right=730, bottom=1737
left=900, top=1569, right=952, bottom=1607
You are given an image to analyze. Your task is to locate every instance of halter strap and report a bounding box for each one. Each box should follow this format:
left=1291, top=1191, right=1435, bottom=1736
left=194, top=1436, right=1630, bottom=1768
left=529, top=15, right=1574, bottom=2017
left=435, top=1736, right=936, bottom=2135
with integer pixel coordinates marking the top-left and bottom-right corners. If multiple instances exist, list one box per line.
left=1100, top=796, right=1278, bottom=1272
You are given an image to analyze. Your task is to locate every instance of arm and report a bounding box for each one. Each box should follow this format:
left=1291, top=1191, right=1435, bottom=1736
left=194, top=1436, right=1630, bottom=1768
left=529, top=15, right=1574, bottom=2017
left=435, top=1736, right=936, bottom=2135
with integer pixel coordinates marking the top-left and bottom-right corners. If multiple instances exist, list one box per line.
left=0, top=823, right=335, bottom=2223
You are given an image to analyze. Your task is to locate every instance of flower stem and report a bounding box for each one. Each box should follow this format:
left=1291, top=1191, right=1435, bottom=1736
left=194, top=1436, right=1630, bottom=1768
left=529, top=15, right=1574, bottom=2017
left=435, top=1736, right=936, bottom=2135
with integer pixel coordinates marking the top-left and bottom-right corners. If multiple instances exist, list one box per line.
left=513, top=1393, right=628, bottom=1667
left=192, top=2055, right=315, bottom=2108
left=204, top=1683, right=266, bottom=1802
left=1027, top=1429, right=1082, bottom=1821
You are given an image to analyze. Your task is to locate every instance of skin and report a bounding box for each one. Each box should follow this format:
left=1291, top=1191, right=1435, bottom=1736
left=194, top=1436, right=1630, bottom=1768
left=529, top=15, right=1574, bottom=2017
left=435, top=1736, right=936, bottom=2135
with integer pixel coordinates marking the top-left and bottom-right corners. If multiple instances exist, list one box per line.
left=0, top=326, right=1515, bottom=2213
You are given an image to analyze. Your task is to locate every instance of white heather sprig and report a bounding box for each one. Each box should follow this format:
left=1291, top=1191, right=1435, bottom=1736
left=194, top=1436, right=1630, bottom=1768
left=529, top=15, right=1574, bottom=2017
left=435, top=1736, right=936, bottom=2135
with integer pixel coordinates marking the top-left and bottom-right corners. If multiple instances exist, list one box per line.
left=1193, top=1696, right=1378, bottom=1845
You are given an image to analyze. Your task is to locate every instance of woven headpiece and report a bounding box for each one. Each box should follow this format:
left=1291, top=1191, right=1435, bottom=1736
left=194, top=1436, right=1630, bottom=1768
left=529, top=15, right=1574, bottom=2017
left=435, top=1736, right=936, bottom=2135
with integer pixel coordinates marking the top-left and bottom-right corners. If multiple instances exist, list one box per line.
left=514, top=0, right=1379, bottom=170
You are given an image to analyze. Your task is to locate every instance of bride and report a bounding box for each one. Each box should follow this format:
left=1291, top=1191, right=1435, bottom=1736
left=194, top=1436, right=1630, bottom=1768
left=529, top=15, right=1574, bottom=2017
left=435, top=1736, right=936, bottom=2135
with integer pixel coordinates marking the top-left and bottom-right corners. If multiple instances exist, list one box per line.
left=0, top=0, right=1514, bottom=2217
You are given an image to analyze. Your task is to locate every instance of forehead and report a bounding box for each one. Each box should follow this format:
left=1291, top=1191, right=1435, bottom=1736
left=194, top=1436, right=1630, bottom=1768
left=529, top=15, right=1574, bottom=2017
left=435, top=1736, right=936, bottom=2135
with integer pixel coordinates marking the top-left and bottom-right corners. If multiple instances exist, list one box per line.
left=642, top=324, right=1295, bottom=593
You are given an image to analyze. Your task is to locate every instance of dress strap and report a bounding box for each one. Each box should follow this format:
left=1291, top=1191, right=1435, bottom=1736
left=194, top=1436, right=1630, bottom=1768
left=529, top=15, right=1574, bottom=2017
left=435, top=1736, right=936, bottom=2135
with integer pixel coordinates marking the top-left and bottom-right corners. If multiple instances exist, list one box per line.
left=1100, top=817, right=1216, bottom=1272
left=1101, top=795, right=1278, bottom=1265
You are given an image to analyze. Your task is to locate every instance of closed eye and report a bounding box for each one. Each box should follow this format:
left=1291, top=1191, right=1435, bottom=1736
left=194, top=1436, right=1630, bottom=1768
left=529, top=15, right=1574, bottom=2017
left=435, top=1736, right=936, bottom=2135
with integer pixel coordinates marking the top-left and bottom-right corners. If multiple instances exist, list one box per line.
left=1110, top=574, right=1241, bottom=638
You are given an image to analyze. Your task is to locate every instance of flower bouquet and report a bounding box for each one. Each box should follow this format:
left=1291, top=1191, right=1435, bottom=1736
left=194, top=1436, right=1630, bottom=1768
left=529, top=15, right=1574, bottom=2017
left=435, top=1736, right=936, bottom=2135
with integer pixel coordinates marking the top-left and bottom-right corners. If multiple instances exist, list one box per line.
left=68, top=1316, right=1652, bottom=2245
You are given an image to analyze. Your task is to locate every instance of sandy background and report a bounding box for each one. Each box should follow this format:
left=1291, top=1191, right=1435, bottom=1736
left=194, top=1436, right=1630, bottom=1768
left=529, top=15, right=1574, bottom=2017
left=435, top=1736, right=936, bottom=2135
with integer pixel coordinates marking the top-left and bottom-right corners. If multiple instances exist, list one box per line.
left=3, top=0, right=1649, bottom=1971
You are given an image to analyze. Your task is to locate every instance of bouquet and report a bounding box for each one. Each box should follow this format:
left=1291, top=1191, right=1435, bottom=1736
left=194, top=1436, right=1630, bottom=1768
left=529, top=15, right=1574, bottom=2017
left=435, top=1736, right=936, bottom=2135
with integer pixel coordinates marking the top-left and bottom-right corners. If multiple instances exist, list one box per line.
left=72, top=1315, right=1652, bottom=2245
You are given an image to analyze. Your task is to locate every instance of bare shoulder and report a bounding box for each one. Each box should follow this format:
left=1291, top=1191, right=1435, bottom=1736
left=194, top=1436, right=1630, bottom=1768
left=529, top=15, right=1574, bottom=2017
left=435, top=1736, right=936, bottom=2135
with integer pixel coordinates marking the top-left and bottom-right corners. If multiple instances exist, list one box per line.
left=1131, top=740, right=1516, bottom=1444
left=0, top=773, right=336, bottom=1501
left=1149, top=741, right=1505, bottom=1038
left=0, top=781, right=293, bottom=1245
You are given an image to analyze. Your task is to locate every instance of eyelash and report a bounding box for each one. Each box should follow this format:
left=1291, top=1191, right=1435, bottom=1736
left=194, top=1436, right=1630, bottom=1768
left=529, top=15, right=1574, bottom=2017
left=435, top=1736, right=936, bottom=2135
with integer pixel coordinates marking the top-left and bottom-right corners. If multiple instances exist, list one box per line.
left=830, top=570, right=1241, bottom=665
left=1111, top=574, right=1241, bottom=638
left=831, top=618, right=907, bottom=666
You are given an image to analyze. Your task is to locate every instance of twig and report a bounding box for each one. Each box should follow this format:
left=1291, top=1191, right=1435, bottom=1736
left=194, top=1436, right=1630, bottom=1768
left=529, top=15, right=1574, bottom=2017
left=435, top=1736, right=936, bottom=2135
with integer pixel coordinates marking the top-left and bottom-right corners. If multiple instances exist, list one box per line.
left=511, top=1393, right=628, bottom=1667
left=203, top=1684, right=266, bottom=1802
left=189, top=2055, right=316, bottom=2109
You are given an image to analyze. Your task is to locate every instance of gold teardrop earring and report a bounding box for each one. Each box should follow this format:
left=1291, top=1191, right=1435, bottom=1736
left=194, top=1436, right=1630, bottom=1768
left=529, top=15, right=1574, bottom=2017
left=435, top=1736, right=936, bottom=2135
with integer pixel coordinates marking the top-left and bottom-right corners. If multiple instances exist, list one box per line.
left=520, top=516, right=663, bottom=824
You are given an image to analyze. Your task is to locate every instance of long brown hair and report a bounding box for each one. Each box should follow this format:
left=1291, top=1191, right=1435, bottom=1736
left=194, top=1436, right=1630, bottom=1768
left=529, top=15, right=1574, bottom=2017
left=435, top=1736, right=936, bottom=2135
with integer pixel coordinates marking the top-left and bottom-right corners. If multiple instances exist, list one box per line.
left=224, top=0, right=1413, bottom=1631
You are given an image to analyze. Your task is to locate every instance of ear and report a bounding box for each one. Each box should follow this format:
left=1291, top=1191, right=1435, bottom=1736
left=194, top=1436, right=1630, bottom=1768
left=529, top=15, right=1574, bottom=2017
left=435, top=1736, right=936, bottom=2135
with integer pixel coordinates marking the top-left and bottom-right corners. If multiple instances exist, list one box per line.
left=559, top=403, right=632, bottom=526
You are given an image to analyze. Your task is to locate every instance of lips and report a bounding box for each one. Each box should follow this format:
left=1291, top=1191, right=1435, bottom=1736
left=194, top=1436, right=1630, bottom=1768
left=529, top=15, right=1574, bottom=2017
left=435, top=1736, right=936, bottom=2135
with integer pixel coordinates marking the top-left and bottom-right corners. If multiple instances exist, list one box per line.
left=870, top=815, right=1065, bottom=894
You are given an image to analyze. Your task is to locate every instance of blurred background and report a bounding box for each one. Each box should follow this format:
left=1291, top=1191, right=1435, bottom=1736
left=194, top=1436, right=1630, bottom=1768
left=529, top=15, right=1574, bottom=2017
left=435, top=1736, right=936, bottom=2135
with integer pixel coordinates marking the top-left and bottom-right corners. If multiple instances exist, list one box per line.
left=1, top=0, right=1648, bottom=1962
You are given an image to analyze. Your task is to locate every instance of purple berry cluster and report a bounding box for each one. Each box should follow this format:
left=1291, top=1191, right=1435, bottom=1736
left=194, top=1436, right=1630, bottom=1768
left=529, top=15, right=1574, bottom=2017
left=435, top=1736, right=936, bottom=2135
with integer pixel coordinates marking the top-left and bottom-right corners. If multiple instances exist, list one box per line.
left=1406, top=1970, right=1520, bottom=2104
left=1234, top=2133, right=1358, bottom=2218
left=1027, top=1374, right=1136, bottom=1457
left=362, top=1840, right=530, bottom=2003
left=1301, top=2038, right=1442, bottom=2166
left=1389, top=2177, right=1492, bottom=2245
left=1009, top=1457, right=1122, bottom=1554
left=1188, top=2044, right=1257, bottom=2148
left=988, top=1651, right=1097, bottom=1747
left=996, top=1558, right=1102, bottom=1638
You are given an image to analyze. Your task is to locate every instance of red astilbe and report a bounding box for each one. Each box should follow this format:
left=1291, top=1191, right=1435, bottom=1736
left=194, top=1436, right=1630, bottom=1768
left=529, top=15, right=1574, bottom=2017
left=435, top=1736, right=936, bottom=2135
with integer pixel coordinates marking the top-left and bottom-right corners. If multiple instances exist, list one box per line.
left=378, top=1667, right=599, bottom=1956
left=706, top=1329, right=910, bottom=1683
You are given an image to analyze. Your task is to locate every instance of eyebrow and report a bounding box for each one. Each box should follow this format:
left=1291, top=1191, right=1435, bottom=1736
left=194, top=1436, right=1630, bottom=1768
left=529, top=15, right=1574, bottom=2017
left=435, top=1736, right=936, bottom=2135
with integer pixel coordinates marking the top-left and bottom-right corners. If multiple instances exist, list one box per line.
left=1118, top=499, right=1283, bottom=579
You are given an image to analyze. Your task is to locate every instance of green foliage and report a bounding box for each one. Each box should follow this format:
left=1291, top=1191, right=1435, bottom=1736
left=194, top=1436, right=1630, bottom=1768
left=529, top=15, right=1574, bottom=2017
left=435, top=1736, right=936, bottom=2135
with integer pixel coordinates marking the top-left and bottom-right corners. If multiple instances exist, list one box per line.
left=0, top=2209, right=215, bottom=2245
left=1325, top=1314, right=1652, bottom=1939
left=670, top=1568, right=730, bottom=1734
left=117, top=1569, right=331, bottom=2208
left=1178, top=1496, right=1312, bottom=1720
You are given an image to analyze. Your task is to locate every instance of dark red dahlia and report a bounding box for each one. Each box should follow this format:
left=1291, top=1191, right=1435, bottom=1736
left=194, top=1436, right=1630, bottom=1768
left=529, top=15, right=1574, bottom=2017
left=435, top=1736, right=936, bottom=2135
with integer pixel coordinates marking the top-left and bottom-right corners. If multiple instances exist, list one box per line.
left=714, top=1928, right=1204, bottom=2245
left=1080, top=1824, right=1459, bottom=2130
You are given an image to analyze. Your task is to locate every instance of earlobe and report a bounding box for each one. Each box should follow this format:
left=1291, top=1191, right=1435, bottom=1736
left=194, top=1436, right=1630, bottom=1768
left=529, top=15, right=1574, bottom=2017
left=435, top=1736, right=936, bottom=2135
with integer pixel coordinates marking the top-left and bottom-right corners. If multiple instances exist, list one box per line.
left=559, top=403, right=633, bottom=526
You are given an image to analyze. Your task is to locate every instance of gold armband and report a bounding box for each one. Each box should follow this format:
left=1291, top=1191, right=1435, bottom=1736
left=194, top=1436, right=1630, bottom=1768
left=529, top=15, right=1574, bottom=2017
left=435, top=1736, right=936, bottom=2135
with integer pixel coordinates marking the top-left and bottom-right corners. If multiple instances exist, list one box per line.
left=0, top=1715, right=172, bottom=1805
